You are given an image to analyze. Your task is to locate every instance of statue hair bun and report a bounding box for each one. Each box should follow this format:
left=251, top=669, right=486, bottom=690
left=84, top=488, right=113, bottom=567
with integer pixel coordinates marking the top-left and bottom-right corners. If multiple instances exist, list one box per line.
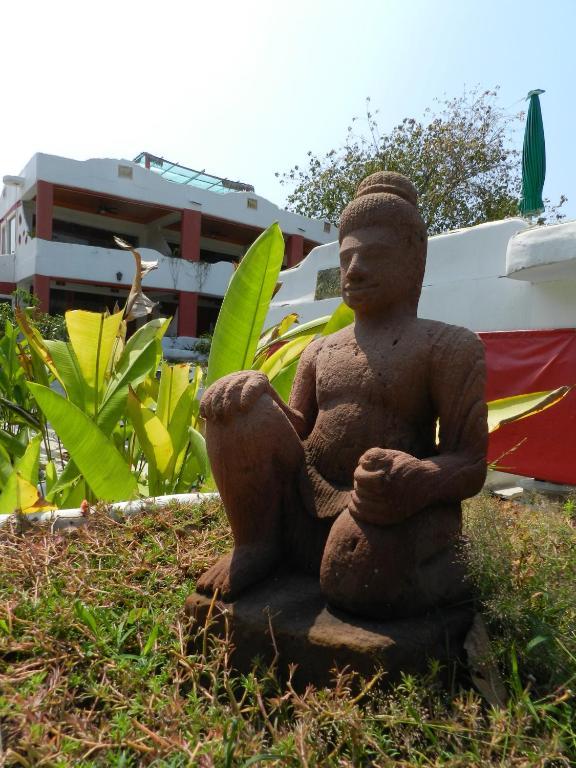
left=356, top=172, right=418, bottom=207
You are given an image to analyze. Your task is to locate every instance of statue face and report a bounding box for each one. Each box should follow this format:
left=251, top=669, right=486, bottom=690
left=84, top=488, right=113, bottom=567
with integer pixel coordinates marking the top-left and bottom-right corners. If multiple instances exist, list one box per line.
left=340, top=225, right=422, bottom=315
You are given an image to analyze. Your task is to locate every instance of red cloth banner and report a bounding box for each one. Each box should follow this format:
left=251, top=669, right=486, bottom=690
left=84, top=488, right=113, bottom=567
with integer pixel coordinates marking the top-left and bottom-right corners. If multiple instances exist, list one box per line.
left=479, top=329, right=576, bottom=484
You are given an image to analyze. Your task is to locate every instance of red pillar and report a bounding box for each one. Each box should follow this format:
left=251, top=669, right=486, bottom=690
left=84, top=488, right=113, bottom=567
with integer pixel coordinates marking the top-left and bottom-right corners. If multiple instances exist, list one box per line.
left=33, top=275, right=50, bottom=313
left=179, top=210, right=201, bottom=336
left=285, top=234, right=304, bottom=268
left=36, top=181, right=54, bottom=241
left=181, top=209, right=201, bottom=262
left=178, top=291, right=198, bottom=337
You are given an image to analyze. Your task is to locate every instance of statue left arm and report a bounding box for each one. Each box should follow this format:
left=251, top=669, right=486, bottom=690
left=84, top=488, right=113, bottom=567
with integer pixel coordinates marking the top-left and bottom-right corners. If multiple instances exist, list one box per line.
left=350, top=326, right=488, bottom=525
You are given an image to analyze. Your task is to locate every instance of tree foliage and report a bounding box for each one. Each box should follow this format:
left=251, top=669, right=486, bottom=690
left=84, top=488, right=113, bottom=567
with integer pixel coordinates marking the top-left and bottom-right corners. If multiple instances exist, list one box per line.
left=278, top=87, right=565, bottom=235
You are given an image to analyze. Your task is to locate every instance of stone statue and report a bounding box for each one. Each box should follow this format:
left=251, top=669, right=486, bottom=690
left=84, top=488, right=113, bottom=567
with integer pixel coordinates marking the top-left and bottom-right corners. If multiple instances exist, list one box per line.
left=198, top=171, right=488, bottom=620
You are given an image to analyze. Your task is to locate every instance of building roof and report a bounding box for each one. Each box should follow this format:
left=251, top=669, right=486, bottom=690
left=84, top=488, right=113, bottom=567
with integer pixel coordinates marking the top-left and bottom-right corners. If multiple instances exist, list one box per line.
left=133, top=152, right=254, bottom=195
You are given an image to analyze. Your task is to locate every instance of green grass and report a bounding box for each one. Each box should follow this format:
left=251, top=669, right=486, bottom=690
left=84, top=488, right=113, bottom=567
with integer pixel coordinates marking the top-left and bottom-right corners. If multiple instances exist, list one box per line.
left=0, top=494, right=575, bottom=766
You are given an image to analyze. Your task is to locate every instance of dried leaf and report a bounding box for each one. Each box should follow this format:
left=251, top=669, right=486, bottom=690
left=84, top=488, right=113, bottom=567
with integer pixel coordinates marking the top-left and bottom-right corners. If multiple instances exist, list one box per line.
left=114, top=236, right=159, bottom=321
left=464, top=613, right=508, bottom=708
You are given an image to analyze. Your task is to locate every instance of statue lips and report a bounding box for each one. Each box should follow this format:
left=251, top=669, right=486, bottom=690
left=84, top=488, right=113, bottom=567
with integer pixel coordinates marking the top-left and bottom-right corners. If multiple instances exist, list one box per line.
left=343, top=283, right=379, bottom=295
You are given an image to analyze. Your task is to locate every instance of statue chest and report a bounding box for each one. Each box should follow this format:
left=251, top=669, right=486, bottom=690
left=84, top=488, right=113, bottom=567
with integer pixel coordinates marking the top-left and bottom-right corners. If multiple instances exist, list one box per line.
left=315, top=338, right=429, bottom=414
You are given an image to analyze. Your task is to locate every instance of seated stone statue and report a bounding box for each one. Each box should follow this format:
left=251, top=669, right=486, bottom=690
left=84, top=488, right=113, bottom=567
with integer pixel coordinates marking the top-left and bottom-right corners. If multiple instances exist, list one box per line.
left=198, top=171, right=488, bottom=620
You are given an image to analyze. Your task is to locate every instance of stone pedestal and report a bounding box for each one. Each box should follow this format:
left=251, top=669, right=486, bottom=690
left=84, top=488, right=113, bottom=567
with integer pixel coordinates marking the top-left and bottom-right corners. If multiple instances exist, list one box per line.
left=185, top=573, right=473, bottom=689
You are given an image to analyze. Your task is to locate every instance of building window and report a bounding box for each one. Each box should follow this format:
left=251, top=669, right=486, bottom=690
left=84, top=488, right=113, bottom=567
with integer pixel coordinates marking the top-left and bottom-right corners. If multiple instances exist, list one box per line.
left=315, top=267, right=341, bottom=300
left=118, top=164, right=133, bottom=179
left=52, top=219, right=138, bottom=249
left=0, top=223, right=5, bottom=255
left=247, top=198, right=258, bottom=210
left=6, top=216, right=15, bottom=254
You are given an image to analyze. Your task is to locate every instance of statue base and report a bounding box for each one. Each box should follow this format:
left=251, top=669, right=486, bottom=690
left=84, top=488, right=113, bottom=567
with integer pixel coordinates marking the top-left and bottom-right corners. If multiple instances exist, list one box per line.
left=185, top=572, right=473, bottom=689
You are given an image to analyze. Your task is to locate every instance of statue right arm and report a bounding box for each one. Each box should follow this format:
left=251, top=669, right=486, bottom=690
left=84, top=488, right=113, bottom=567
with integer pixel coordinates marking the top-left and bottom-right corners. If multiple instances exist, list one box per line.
left=286, top=337, right=322, bottom=439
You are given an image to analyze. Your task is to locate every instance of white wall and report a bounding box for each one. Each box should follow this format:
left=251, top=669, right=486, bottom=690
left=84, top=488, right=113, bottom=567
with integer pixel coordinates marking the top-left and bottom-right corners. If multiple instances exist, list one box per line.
left=506, top=219, right=576, bottom=282
left=0, top=254, right=15, bottom=283
left=267, top=218, right=576, bottom=333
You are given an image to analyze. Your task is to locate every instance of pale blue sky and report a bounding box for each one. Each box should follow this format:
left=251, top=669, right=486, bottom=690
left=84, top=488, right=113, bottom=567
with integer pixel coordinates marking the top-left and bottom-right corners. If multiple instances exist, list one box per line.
left=3, top=0, right=574, bottom=217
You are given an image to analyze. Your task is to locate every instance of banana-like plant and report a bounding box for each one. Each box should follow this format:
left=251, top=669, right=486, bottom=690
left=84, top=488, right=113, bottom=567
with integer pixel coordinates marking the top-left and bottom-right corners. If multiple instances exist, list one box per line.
left=127, top=361, right=211, bottom=496
left=17, top=309, right=169, bottom=505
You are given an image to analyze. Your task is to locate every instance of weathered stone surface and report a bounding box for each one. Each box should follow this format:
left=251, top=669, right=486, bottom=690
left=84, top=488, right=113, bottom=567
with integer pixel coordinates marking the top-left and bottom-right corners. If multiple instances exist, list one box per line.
left=186, top=573, right=473, bottom=689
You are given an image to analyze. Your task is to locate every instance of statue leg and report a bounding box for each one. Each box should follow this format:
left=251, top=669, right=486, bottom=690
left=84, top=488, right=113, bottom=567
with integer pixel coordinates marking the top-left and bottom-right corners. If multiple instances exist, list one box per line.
left=320, top=503, right=466, bottom=619
left=197, top=392, right=306, bottom=600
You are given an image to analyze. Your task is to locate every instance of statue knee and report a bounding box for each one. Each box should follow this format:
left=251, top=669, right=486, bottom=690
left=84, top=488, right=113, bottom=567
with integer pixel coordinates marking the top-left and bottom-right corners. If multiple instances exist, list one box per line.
left=200, top=371, right=271, bottom=425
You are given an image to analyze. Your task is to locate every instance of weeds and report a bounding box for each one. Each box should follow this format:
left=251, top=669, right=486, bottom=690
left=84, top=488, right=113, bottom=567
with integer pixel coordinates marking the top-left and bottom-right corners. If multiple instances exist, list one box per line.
left=0, top=494, right=574, bottom=766
left=465, top=493, right=576, bottom=693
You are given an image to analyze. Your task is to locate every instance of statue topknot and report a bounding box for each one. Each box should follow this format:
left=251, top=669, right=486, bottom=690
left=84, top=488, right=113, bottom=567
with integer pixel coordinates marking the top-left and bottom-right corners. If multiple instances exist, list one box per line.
left=356, top=171, right=418, bottom=206
left=339, top=171, right=426, bottom=246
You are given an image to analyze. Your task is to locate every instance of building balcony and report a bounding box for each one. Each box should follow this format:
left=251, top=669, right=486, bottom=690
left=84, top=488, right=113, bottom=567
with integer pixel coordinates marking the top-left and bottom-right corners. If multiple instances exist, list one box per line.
left=13, top=238, right=235, bottom=296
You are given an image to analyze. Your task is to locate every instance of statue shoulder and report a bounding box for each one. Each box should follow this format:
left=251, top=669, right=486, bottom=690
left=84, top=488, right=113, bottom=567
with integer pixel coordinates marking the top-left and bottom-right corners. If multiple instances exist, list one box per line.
left=416, top=319, right=484, bottom=359
left=301, top=323, right=354, bottom=362
left=298, top=335, right=327, bottom=368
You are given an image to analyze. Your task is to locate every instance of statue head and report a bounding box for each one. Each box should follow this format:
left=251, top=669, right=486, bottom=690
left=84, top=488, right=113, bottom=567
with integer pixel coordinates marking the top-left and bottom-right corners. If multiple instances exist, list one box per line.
left=338, top=172, right=427, bottom=317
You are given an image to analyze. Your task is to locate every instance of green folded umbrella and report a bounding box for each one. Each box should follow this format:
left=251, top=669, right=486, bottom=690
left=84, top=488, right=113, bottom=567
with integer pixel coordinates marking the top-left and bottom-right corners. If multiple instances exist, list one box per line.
left=519, top=89, right=546, bottom=217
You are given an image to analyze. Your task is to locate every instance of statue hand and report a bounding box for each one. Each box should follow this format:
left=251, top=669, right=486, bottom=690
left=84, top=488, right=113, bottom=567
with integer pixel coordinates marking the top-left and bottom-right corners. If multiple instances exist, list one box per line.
left=200, top=371, right=271, bottom=423
left=349, top=447, right=423, bottom=525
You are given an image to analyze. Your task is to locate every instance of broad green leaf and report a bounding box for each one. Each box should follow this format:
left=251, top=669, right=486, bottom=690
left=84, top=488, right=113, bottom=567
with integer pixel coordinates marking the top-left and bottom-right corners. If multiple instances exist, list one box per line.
left=15, top=308, right=66, bottom=389
left=97, top=317, right=170, bottom=435
left=175, top=427, right=209, bottom=492
left=206, top=223, right=285, bottom=386
left=15, top=434, right=41, bottom=485
left=322, top=302, right=355, bottom=336
left=28, top=344, right=53, bottom=390
left=157, top=362, right=190, bottom=428
left=107, top=319, right=127, bottom=377
left=166, top=387, right=195, bottom=477
left=270, top=358, right=299, bottom=403
left=259, top=334, right=316, bottom=381
left=257, top=313, right=330, bottom=355
left=487, top=387, right=572, bottom=433
left=28, top=383, right=138, bottom=502
left=44, top=340, right=86, bottom=409
left=113, top=316, right=169, bottom=381
left=65, top=310, right=124, bottom=414
left=0, top=471, right=56, bottom=514
left=190, top=365, right=203, bottom=429
left=45, top=460, right=57, bottom=495
left=46, top=459, right=81, bottom=503
left=190, top=365, right=203, bottom=400
left=257, top=312, right=300, bottom=352
left=127, top=388, right=173, bottom=481
left=135, top=376, right=160, bottom=408
left=60, top=477, right=88, bottom=510
left=0, top=443, right=13, bottom=489
left=0, top=429, right=26, bottom=459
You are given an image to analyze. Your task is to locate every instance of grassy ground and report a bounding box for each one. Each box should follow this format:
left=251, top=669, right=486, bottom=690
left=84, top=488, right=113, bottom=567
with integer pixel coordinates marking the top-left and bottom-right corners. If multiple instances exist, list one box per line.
left=0, top=494, right=575, bottom=767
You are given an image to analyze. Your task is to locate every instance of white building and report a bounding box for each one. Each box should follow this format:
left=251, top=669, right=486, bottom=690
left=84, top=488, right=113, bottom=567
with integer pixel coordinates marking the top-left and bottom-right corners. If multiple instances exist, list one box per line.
left=0, top=152, right=336, bottom=336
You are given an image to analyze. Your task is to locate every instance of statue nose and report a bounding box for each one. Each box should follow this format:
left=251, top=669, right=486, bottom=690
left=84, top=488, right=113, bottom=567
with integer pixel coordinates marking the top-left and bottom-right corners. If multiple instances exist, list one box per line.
left=347, top=257, right=368, bottom=281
